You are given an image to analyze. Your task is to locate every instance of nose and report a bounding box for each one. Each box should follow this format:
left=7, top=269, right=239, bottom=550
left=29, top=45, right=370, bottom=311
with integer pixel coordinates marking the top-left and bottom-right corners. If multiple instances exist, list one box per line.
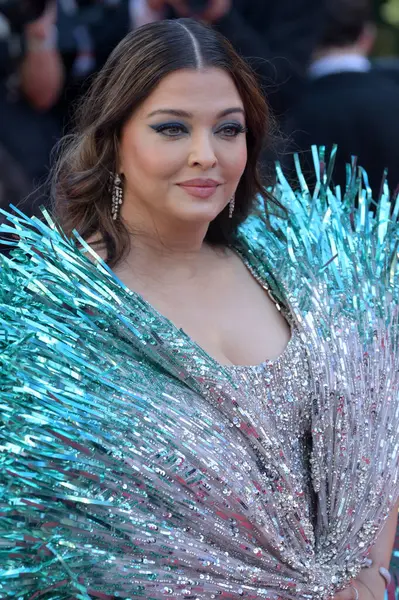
left=188, top=131, right=218, bottom=170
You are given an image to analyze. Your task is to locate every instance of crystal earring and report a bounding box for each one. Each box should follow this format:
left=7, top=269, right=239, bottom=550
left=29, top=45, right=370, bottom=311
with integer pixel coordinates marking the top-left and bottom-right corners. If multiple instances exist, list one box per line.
left=228, top=194, right=235, bottom=219
left=111, top=173, right=123, bottom=220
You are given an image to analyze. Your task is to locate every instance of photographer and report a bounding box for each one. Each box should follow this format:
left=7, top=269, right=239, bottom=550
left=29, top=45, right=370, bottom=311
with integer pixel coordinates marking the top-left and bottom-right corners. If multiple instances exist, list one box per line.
left=150, top=0, right=325, bottom=120
left=0, top=0, right=64, bottom=217
left=19, top=0, right=64, bottom=110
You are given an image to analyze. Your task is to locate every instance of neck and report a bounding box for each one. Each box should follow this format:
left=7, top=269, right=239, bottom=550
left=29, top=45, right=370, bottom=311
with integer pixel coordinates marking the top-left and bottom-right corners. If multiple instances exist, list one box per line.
left=312, top=24, right=375, bottom=64
left=312, top=45, right=365, bottom=62
left=118, top=202, right=215, bottom=286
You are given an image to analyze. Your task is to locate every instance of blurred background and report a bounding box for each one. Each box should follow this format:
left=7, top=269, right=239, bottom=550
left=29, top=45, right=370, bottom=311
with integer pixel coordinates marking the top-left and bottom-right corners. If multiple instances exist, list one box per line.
left=374, top=0, right=399, bottom=54
left=0, top=0, right=399, bottom=595
left=2, top=0, right=399, bottom=216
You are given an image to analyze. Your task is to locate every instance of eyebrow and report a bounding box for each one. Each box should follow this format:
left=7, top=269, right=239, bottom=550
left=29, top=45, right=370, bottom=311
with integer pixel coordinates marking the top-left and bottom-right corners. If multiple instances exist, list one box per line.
left=146, top=107, right=245, bottom=119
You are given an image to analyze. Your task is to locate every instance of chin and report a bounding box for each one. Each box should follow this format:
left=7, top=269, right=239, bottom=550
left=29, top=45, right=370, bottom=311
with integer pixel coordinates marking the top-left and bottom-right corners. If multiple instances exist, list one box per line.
left=177, top=210, right=222, bottom=226
left=172, top=201, right=225, bottom=224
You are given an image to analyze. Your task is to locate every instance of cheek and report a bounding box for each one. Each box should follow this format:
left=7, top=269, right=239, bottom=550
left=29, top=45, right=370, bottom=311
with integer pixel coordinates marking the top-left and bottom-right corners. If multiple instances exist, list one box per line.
left=122, top=137, right=185, bottom=181
left=225, top=143, right=247, bottom=181
left=237, top=144, right=248, bottom=175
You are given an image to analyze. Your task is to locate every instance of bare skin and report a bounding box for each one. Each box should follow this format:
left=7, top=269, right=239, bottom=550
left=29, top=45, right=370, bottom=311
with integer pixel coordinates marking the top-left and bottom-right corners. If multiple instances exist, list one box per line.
left=116, top=243, right=291, bottom=366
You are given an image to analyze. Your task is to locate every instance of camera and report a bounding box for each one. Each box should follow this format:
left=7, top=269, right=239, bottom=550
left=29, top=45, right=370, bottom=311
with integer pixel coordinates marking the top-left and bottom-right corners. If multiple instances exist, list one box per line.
left=186, top=0, right=209, bottom=13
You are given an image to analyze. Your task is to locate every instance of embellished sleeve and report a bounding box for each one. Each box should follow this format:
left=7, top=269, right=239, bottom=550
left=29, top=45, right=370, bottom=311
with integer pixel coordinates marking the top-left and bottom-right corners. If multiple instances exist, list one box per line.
left=239, top=147, right=399, bottom=581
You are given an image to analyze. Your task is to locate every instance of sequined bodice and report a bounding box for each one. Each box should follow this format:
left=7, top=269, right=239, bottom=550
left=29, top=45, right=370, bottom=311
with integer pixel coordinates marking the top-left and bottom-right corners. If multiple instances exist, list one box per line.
left=227, top=328, right=311, bottom=434
left=223, top=327, right=314, bottom=519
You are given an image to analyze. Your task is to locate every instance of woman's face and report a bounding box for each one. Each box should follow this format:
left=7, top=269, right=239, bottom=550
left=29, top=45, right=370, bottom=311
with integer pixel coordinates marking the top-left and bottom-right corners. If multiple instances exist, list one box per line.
left=118, top=68, right=247, bottom=229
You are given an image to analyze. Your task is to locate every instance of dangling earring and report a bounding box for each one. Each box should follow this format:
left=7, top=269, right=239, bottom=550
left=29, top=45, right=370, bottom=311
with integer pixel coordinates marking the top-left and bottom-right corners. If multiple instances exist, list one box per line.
left=111, top=173, right=123, bottom=220
left=228, top=194, right=235, bottom=219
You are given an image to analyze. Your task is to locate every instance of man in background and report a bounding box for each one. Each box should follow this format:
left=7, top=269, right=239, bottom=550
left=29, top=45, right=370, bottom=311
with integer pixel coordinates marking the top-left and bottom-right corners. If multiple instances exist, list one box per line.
left=286, top=0, right=399, bottom=199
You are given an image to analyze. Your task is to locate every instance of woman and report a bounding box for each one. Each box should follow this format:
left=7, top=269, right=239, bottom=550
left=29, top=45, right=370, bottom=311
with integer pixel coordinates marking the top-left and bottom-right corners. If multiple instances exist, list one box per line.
left=0, top=19, right=398, bottom=600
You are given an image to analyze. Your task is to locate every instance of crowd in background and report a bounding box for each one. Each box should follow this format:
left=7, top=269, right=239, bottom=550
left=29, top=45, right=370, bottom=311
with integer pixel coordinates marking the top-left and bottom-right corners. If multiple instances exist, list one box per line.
left=4, top=0, right=399, bottom=219
left=1, top=0, right=399, bottom=593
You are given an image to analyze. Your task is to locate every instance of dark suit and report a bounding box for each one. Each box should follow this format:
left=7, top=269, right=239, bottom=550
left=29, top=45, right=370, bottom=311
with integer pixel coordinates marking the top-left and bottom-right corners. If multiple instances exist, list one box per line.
left=286, top=69, right=399, bottom=198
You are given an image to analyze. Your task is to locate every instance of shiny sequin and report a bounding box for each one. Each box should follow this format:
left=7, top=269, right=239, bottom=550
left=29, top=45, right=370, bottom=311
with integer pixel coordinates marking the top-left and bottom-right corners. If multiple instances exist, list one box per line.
left=0, top=155, right=399, bottom=599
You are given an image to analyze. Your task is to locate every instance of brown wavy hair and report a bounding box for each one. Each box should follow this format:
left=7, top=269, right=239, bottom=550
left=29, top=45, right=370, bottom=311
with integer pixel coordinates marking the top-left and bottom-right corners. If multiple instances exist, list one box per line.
left=52, top=18, right=277, bottom=267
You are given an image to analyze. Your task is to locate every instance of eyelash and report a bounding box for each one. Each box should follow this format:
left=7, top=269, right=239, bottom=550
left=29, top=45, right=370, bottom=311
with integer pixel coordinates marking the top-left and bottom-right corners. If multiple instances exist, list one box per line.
left=150, top=122, right=248, bottom=138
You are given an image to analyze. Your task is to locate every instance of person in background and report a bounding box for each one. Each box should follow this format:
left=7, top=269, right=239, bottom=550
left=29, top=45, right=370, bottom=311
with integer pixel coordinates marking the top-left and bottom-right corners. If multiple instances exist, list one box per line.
left=19, top=0, right=64, bottom=111
left=0, top=0, right=64, bottom=216
left=285, top=0, right=399, bottom=200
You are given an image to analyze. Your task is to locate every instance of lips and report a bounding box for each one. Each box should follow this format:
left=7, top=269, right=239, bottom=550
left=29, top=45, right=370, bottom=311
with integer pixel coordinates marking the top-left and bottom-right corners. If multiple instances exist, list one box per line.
left=178, top=178, right=221, bottom=187
left=177, top=179, right=222, bottom=199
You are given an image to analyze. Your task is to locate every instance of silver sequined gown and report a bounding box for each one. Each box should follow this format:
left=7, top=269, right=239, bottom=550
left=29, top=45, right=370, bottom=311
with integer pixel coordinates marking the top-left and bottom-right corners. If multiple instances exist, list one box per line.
left=226, top=327, right=313, bottom=530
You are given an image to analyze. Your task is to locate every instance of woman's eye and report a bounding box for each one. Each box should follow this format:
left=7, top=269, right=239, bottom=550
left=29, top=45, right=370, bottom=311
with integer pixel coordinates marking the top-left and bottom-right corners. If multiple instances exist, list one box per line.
left=151, top=123, right=188, bottom=137
left=217, top=123, right=247, bottom=138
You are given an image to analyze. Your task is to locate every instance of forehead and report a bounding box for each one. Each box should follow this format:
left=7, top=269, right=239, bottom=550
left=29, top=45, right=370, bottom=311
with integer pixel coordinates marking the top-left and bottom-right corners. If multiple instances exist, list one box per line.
left=139, top=68, right=244, bottom=116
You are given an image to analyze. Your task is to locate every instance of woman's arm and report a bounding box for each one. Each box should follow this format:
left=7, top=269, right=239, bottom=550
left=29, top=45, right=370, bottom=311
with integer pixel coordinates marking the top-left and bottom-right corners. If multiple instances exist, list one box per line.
left=334, top=500, right=399, bottom=599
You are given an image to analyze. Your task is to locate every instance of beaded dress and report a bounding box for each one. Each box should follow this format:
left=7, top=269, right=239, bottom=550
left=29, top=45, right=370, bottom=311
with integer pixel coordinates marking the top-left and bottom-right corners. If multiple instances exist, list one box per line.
left=226, top=326, right=314, bottom=525
left=1, top=162, right=399, bottom=599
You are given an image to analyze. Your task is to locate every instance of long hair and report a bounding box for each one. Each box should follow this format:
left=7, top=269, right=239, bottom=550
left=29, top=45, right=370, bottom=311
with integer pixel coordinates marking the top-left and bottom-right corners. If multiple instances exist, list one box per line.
left=52, top=18, right=277, bottom=267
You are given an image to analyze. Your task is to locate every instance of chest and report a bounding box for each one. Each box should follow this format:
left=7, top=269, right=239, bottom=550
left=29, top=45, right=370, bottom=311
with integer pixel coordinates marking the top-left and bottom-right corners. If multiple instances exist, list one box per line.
left=134, top=259, right=291, bottom=367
